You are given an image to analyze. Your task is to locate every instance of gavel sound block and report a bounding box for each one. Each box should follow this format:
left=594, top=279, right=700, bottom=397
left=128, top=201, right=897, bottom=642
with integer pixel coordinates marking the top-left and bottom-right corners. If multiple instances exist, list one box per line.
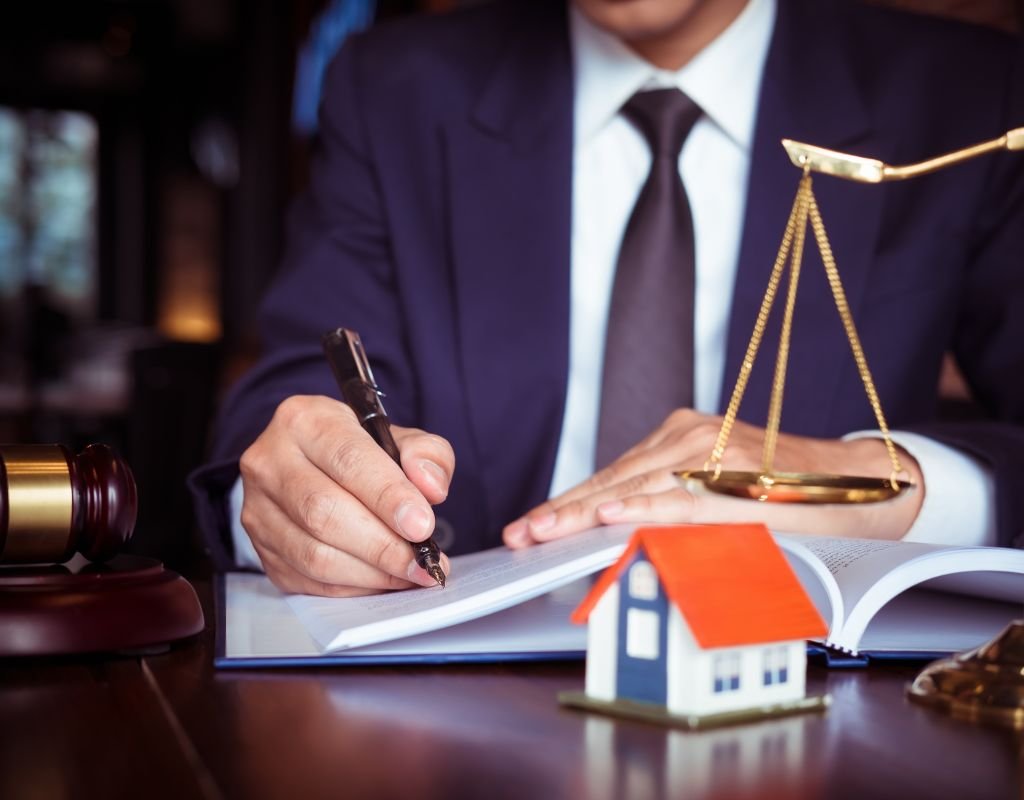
left=0, top=444, right=204, bottom=657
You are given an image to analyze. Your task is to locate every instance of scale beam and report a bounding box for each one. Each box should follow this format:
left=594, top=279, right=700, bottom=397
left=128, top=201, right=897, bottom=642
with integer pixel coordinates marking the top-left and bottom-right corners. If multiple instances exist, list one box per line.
left=782, top=127, right=1024, bottom=183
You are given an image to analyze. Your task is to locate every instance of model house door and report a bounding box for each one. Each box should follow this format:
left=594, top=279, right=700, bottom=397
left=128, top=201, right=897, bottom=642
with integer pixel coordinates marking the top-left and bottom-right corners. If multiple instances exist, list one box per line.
left=615, top=555, right=669, bottom=705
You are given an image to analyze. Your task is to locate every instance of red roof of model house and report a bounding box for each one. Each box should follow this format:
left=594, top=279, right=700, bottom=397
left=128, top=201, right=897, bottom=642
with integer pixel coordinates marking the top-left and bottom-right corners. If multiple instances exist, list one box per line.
left=571, top=524, right=828, bottom=649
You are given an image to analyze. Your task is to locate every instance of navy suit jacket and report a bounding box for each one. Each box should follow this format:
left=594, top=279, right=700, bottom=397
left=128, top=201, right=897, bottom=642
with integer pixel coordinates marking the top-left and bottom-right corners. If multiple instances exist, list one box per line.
left=191, top=0, right=1024, bottom=566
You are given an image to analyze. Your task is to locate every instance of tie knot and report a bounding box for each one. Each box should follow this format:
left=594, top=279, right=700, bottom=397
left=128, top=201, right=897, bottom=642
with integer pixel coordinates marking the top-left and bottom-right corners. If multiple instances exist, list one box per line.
left=622, top=88, right=703, bottom=158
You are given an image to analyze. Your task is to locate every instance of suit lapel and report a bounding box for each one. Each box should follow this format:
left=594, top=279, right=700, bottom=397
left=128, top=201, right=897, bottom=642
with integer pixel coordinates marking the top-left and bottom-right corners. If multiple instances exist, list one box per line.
left=724, top=0, right=887, bottom=437
left=445, top=3, right=574, bottom=530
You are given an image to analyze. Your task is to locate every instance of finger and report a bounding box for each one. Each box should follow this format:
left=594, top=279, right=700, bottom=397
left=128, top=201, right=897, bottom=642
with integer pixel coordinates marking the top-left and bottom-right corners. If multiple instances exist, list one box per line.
left=502, top=517, right=533, bottom=549
left=255, top=463, right=445, bottom=586
left=274, top=396, right=438, bottom=544
left=510, top=459, right=640, bottom=536
left=595, top=487, right=697, bottom=525
left=528, top=470, right=681, bottom=542
left=502, top=454, right=685, bottom=548
left=393, top=427, right=456, bottom=505
left=523, top=424, right=714, bottom=520
left=258, top=547, right=403, bottom=598
left=501, top=412, right=726, bottom=547
left=245, top=489, right=435, bottom=589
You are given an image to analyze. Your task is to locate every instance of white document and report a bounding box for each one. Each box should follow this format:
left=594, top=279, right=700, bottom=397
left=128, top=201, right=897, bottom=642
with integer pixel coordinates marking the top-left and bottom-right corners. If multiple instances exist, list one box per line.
left=223, top=571, right=591, bottom=662
left=287, top=523, right=634, bottom=651
left=220, top=525, right=1024, bottom=666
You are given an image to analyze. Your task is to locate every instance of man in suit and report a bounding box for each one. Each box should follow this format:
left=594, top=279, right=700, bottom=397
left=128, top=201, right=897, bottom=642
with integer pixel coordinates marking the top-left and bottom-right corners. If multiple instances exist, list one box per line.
left=191, top=0, right=1024, bottom=596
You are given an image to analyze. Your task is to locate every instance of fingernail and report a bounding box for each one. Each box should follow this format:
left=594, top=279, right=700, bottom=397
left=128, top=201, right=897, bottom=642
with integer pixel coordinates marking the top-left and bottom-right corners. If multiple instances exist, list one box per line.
left=396, top=502, right=432, bottom=541
left=528, top=512, right=556, bottom=534
left=406, top=552, right=452, bottom=587
left=419, top=460, right=449, bottom=498
left=598, top=501, right=624, bottom=519
left=406, top=560, right=438, bottom=587
left=505, top=519, right=529, bottom=545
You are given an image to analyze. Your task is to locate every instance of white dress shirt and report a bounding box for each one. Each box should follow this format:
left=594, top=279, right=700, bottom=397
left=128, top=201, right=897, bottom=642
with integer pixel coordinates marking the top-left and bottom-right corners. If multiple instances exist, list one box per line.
left=231, top=0, right=995, bottom=567
left=550, top=0, right=995, bottom=547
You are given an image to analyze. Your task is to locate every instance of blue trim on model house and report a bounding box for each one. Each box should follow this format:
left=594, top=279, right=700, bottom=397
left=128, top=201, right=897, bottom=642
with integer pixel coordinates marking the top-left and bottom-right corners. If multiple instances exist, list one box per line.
left=614, top=549, right=670, bottom=705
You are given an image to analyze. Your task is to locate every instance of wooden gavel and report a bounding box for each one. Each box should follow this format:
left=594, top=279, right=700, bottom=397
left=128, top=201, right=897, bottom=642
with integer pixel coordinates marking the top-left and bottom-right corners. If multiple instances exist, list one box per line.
left=0, top=444, right=137, bottom=564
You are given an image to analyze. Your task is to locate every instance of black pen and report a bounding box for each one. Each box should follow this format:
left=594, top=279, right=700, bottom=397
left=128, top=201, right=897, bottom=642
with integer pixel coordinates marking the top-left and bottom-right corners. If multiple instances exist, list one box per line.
left=321, top=328, right=447, bottom=588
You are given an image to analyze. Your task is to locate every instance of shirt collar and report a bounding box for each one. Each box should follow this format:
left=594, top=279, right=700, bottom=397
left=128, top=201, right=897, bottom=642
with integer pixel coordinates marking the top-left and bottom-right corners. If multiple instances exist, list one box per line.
left=571, top=0, right=776, bottom=151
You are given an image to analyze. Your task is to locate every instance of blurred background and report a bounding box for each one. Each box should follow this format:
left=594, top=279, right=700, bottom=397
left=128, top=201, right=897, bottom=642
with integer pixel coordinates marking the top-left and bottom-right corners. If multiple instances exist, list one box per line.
left=0, top=0, right=1018, bottom=571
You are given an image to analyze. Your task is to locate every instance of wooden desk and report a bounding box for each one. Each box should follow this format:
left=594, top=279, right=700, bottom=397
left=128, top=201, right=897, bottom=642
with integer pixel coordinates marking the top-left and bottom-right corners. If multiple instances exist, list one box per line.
left=1, top=581, right=1020, bottom=800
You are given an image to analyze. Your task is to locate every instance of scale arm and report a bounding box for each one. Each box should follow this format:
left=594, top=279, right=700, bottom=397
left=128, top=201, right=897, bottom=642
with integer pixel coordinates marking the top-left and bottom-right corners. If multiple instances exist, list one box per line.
left=783, top=127, right=1024, bottom=183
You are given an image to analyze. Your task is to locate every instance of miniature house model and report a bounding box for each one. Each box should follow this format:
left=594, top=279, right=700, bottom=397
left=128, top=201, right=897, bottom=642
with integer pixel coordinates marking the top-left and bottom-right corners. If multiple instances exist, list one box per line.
left=567, top=524, right=828, bottom=725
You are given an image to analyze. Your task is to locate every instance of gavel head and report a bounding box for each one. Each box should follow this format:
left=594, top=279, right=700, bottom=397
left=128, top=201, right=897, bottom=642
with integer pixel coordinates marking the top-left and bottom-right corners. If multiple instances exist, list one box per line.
left=0, top=444, right=137, bottom=565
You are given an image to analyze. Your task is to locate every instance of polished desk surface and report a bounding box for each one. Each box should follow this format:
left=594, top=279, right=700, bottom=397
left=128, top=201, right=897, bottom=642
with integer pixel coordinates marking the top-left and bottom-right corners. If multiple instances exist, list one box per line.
left=1, top=579, right=1021, bottom=800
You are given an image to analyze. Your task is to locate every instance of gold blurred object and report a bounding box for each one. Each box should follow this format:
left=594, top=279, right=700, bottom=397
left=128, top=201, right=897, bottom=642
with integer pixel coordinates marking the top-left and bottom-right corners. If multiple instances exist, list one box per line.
left=907, top=622, right=1024, bottom=730
left=782, top=127, right=1024, bottom=183
left=0, top=445, right=73, bottom=563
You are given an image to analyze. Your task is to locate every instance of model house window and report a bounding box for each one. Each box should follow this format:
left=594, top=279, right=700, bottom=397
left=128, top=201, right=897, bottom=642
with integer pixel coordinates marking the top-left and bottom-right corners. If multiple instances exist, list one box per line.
left=762, top=646, right=789, bottom=686
left=712, top=653, right=741, bottom=693
left=625, top=608, right=659, bottom=660
left=628, top=560, right=658, bottom=600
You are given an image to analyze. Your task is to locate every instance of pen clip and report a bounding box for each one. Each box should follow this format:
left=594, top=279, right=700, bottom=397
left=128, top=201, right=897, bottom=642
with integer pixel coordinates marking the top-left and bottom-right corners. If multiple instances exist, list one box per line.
left=322, top=328, right=388, bottom=421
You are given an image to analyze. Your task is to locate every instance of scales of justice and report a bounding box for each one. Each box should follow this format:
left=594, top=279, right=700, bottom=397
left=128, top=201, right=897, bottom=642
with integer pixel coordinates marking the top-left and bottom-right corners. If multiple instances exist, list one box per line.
left=679, top=124, right=1024, bottom=504
left=676, top=124, right=1024, bottom=729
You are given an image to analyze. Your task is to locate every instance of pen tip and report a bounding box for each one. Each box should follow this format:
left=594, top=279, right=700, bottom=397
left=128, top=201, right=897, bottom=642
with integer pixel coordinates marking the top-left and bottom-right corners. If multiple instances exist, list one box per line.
left=427, top=564, right=446, bottom=588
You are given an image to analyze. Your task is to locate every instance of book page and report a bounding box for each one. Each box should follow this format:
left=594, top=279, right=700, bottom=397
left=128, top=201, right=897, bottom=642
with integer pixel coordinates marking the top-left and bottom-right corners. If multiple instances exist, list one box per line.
left=778, top=535, right=1024, bottom=652
left=857, top=588, right=1020, bottom=654
left=774, top=538, right=843, bottom=634
left=340, top=580, right=589, bottom=657
left=287, top=524, right=634, bottom=651
left=225, top=572, right=322, bottom=659
left=223, top=572, right=588, bottom=661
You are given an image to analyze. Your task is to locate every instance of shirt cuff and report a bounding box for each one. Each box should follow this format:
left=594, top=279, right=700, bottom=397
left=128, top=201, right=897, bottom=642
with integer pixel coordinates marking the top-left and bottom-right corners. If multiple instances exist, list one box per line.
left=843, top=430, right=996, bottom=547
left=229, top=476, right=265, bottom=570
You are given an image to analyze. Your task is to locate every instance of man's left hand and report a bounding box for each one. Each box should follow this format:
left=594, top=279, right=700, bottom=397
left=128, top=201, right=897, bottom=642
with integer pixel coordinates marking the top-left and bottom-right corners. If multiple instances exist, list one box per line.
left=502, top=409, right=923, bottom=548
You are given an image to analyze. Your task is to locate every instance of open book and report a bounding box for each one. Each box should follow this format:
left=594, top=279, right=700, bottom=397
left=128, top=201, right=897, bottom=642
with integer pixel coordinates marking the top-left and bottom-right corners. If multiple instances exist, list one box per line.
left=218, top=524, right=1024, bottom=667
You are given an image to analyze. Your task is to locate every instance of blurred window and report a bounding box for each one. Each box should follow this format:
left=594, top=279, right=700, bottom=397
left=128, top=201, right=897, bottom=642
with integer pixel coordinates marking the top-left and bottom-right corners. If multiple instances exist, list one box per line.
left=0, top=107, right=98, bottom=318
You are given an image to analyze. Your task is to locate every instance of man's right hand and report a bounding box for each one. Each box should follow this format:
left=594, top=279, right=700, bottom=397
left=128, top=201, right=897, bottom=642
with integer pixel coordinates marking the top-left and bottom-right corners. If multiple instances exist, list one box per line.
left=238, top=395, right=453, bottom=597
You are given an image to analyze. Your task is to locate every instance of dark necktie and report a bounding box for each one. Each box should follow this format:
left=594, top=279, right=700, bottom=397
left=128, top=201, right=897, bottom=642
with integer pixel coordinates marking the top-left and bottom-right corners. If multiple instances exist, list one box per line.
left=595, top=88, right=703, bottom=469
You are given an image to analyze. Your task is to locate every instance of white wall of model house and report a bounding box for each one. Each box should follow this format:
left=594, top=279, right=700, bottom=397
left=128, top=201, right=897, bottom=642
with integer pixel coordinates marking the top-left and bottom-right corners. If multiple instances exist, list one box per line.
left=584, top=581, right=808, bottom=717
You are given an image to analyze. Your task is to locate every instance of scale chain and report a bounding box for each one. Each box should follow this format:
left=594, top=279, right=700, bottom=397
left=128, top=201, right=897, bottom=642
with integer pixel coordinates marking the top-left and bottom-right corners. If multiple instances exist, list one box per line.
left=707, top=173, right=904, bottom=489
left=762, top=175, right=813, bottom=475
left=707, top=175, right=812, bottom=474
left=807, top=191, right=904, bottom=486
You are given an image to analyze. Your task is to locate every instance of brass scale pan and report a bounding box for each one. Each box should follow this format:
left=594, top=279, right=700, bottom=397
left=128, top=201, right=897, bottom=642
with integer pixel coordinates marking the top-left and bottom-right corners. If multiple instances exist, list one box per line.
left=676, top=470, right=912, bottom=505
